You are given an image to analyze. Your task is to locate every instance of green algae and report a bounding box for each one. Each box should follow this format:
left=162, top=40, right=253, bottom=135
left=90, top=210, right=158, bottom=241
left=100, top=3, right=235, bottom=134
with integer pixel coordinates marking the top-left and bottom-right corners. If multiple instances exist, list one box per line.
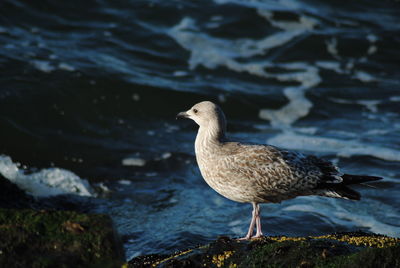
left=129, top=233, right=400, bottom=268
left=321, top=244, right=400, bottom=268
left=241, top=239, right=353, bottom=268
left=0, top=208, right=125, bottom=268
left=241, top=238, right=400, bottom=268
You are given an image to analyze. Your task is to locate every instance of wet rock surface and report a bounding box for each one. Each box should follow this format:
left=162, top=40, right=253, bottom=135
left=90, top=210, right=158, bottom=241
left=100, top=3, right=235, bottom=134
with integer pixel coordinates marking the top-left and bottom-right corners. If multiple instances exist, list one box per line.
left=0, top=208, right=125, bottom=268
left=0, top=174, right=36, bottom=209
left=129, top=232, right=400, bottom=268
left=0, top=175, right=125, bottom=267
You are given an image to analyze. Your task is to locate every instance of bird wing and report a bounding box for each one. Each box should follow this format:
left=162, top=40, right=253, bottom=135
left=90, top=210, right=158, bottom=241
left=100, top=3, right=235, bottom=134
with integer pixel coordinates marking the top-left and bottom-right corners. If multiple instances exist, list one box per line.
left=218, top=142, right=342, bottom=194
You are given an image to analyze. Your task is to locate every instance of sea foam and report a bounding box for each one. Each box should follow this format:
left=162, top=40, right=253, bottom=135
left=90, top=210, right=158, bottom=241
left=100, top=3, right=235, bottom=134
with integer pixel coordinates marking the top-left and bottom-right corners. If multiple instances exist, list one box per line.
left=268, top=132, right=400, bottom=162
left=0, top=155, right=93, bottom=197
left=169, top=16, right=319, bottom=128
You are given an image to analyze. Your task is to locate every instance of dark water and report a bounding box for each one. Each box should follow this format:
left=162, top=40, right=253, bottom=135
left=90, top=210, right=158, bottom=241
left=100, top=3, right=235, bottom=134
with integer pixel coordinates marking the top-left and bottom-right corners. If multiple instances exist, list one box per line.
left=1, top=0, right=400, bottom=260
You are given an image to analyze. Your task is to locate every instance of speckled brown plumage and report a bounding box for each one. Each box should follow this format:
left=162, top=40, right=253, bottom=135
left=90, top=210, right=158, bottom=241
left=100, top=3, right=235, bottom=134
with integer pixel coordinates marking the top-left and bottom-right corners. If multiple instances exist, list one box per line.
left=177, top=101, right=382, bottom=239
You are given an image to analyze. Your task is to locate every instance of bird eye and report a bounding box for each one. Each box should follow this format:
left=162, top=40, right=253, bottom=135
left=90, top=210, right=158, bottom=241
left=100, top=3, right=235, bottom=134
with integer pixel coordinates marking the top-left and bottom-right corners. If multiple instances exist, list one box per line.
left=193, top=109, right=198, bottom=114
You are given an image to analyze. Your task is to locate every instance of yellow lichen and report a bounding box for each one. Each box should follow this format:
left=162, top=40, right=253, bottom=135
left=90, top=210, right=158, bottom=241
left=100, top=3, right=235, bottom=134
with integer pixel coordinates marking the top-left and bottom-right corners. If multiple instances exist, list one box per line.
left=311, top=234, right=400, bottom=248
left=141, top=234, right=398, bottom=266
left=151, top=248, right=194, bottom=267
left=211, top=250, right=234, bottom=267
left=269, top=236, right=307, bottom=243
left=267, top=234, right=399, bottom=248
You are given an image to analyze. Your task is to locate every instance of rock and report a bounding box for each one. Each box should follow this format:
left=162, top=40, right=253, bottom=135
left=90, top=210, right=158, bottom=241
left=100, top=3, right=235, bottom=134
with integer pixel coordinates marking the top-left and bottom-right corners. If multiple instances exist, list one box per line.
left=129, top=232, right=400, bottom=267
left=0, top=174, right=126, bottom=267
left=0, top=174, right=36, bottom=209
left=0, top=208, right=125, bottom=267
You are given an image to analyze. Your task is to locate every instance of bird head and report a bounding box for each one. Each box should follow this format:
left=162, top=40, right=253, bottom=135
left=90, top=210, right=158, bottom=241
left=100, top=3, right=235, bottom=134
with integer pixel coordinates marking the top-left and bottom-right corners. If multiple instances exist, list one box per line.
left=176, top=101, right=226, bottom=130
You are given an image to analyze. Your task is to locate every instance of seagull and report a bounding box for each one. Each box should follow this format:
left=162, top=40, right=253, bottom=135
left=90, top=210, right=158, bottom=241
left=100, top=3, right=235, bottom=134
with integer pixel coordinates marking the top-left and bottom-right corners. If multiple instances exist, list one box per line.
left=176, top=101, right=382, bottom=240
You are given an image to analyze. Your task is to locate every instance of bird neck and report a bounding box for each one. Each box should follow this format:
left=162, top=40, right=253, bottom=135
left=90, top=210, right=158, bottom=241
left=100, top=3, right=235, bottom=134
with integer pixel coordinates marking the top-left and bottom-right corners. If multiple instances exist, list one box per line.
left=195, top=121, right=226, bottom=156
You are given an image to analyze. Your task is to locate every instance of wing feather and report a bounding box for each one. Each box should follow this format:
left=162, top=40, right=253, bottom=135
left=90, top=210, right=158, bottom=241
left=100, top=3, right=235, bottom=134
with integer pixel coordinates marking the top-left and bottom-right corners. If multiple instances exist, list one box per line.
left=218, top=142, right=342, bottom=194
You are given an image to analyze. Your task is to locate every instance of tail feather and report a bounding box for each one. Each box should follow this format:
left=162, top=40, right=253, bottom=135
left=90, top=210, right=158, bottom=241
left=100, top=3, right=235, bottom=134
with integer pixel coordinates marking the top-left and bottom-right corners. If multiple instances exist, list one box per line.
left=342, top=174, right=383, bottom=185
left=320, top=174, right=382, bottom=201
left=333, top=186, right=361, bottom=200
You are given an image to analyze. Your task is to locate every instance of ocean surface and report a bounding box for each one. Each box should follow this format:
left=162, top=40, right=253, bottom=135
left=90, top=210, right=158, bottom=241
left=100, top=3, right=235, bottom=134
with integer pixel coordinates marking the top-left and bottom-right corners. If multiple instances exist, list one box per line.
left=1, top=0, right=400, bottom=260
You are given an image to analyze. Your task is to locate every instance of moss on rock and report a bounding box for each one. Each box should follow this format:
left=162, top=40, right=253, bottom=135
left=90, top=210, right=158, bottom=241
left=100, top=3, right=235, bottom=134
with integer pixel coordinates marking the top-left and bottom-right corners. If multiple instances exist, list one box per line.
left=0, top=208, right=125, bottom=268
left=129, top=232, right=400, bottom=268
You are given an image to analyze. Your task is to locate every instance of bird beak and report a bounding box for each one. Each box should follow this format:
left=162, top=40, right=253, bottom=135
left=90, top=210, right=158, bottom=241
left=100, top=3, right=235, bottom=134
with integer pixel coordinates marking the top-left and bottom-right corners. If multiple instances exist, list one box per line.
left=176, top=111, right=189, bottom=120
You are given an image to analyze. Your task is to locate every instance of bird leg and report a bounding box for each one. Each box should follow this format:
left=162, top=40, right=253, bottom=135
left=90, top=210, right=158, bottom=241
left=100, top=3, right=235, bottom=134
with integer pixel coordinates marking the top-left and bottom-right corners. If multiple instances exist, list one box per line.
left=238, top=202, right=258, bottom=240
left=253, top=203, right=263, bottom=238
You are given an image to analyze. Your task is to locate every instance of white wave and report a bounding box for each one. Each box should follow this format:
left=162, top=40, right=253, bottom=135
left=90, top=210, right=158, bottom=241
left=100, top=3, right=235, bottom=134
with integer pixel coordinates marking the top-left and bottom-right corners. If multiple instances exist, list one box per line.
left=96, top=182, right=111, bottom=193
left=331, top=201, right=400, bottom=237
left=367, top=45, right=377, bottom=55
left=390, top=96, right=400, bottom=102
left=118, top=180, right=132, bottom=185
left=257, top=10, right=317, bottom=31
left=283, top=204, right=318, bottom=213
left=365, top=129, right=389, bottom=136
left=0, top=155, right=93, bottom=197
left=367, top=34, right=378, bottom=43
left=31, top=60, right=56, bottom=73
left=268, top=131, right=400, bottom=162
left=328, top=97, right=353, bottom=104
left=328, top=98, right=381, bottom=113
left=334, top=212, right=400, bottom=237
left=366, top=34, right=378, bottom=55
left=357, top=100, right=380, bottom=112
left=326, top=38, right=339, bottom=58
left=169, top=13, right=382, bottom=131
left=230, top=226, right=245, bottom=236
left=214, top=0, right=302, bottom=11
left=315, top=61, right=343, bottom=74
left=320, top=33, right=379, bottom=83
left=92, top=54, right=131, bottom=74
left=122, top=157, right=146, bottom=167
left=283, top=202, right=400, bottom=236
left=161, top=152, right=172, bottom=159
left=169, top=17, right=320, bottom=128
left=353, top=71, right=376, bottom=82
left=324, top=38, right=376, bottom=75
left=228, top=219, right=244, bottom=226
left=259, top=86, right=314, bottom=128
left=295, top=127, right=318, bottom=135
left=58, top=62, right=76, bottom=72
left=168, top=17, right=315, bottom=75
left=173, top=70, right=189, bottom=77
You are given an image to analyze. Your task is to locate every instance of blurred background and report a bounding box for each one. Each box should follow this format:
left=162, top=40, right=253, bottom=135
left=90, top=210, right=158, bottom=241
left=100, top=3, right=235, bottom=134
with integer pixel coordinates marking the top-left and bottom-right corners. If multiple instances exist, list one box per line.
left=0, top=0, right=399, bottom=260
